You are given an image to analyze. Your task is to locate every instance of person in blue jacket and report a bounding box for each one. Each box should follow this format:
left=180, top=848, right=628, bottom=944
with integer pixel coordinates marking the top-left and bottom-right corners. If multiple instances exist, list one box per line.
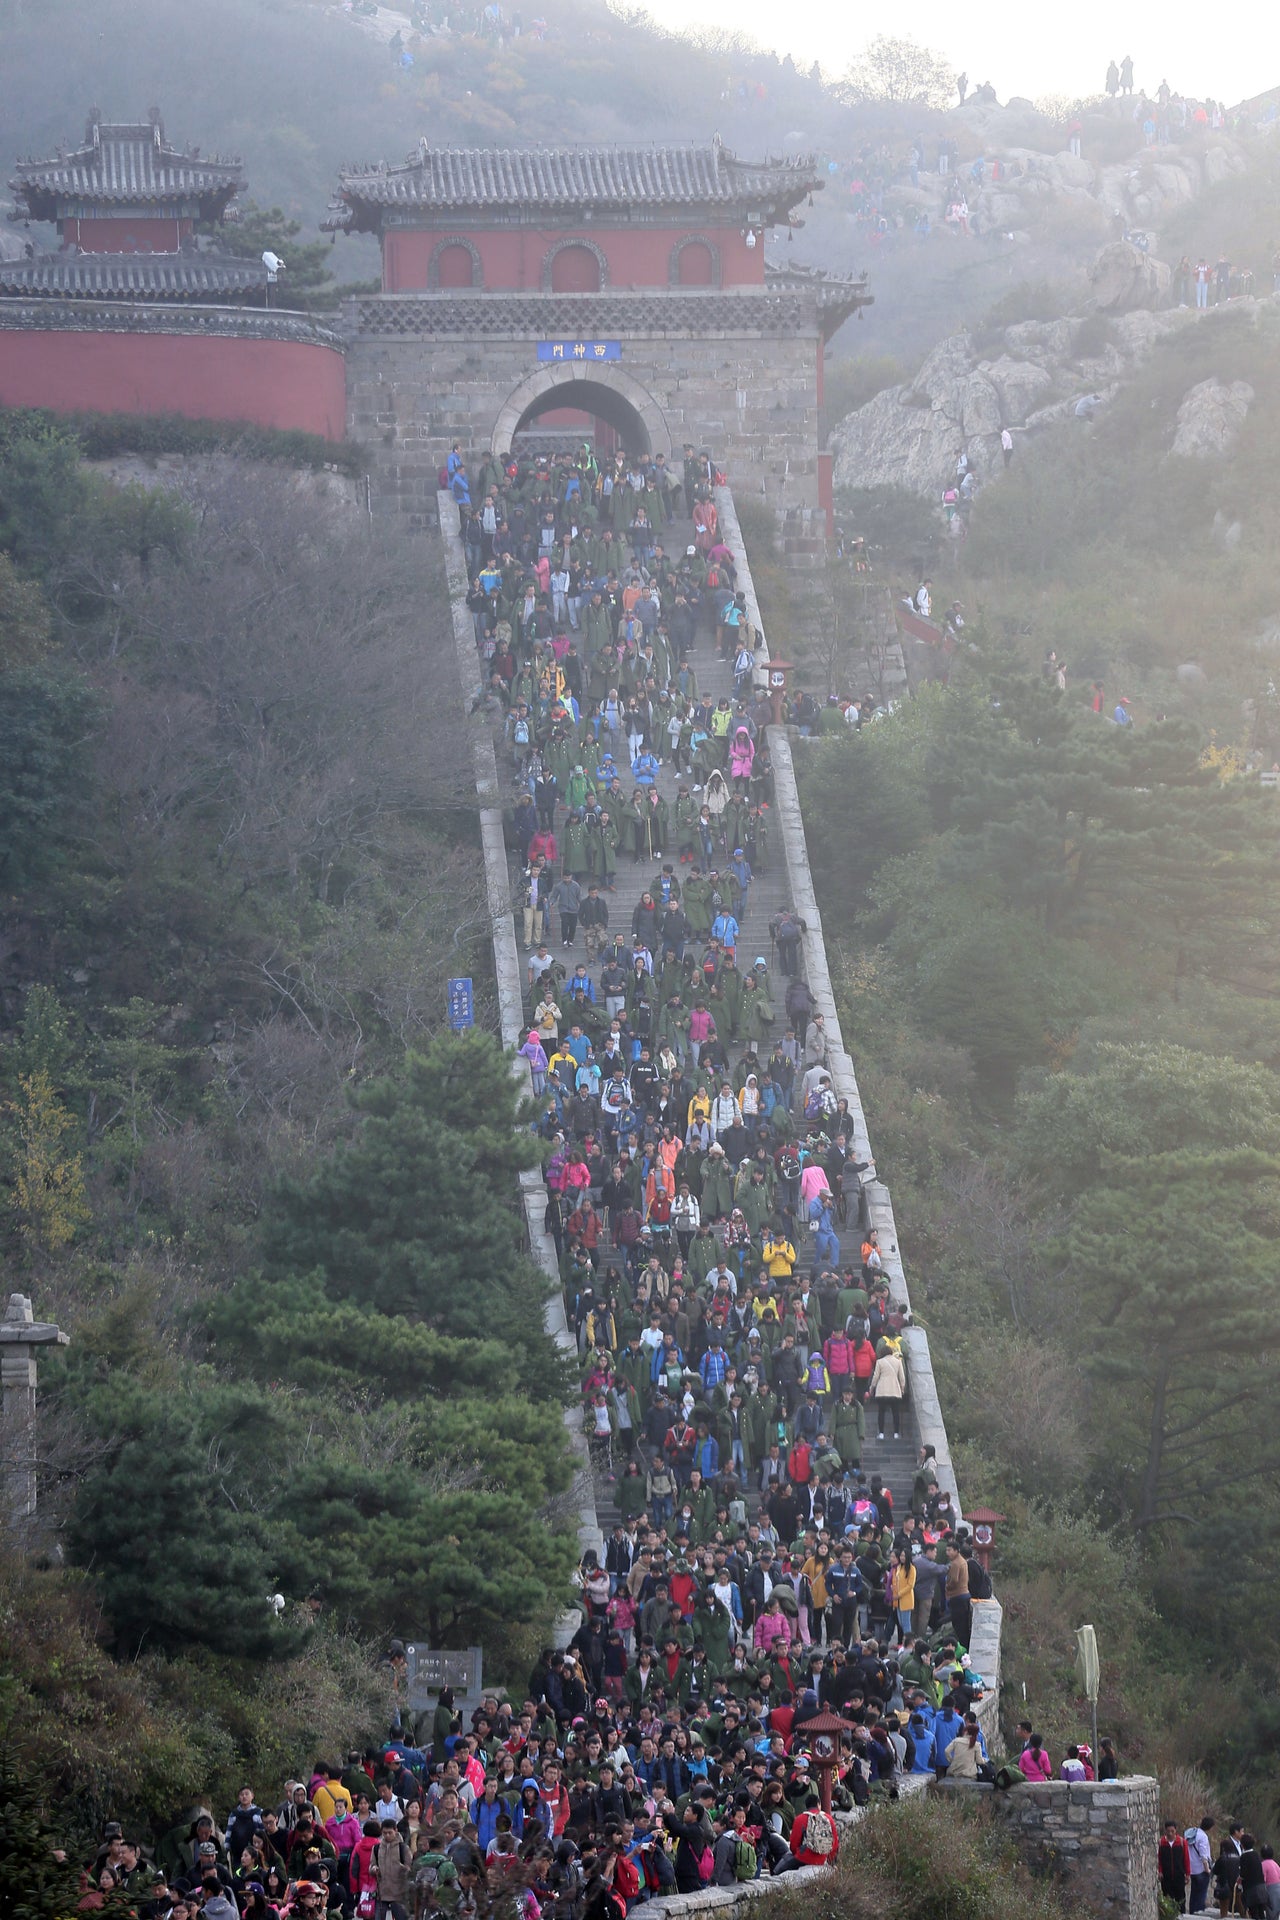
left=908, top=1712, right=936, bottom=1773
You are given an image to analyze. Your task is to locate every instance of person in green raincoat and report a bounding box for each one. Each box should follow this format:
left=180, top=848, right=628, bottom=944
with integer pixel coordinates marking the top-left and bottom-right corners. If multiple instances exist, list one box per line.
left=658, top=995, right=691, bottom=1065
left=564, top=809, right=591, bottom=878
left=656, top=952, right=685, bottom=1005
left=565, top=764, right=594, bottom=811
left=674, top=787, right=700, bottom=859
left=736, top=1165, right=771, bottom=1237
left=740, top=975, right=774, bottom=1048
left=683, top=870, right=714, bottom=940
left=699, top=1142, right=735, bottom=1222
left=622, top=793, right=651, bottom=863
left=644, top=789, right=669, bottom=858
left=587, top=810, right=619, bottom=888
left=432, top=1688, right=460, bottom=1765
left=692, top=1588, right=736, bottom=1679
left=546, top=728, right=576, bottom=791
left=714, top=956, right=743, bottom=1039
left=832, top=1385, right=865, bottom=1473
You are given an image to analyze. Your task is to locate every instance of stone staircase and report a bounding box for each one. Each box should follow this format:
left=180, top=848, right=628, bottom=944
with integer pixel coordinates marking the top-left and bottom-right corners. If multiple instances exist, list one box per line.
left=499, top=507, right=922, bottom=1540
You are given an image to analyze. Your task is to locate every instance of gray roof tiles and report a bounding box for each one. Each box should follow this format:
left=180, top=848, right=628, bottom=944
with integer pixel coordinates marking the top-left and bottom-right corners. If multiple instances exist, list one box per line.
left=11, top=121, right=245, bottom=208
left=337, top=143, right=816, bottom=211
left=0, top=253, right=268, bottom=298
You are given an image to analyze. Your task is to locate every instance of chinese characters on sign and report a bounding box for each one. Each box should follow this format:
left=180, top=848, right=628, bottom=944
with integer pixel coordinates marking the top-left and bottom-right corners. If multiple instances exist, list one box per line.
left=536, top=340, right=622, bottom=362
left=404, top=1644, right=485, bottom=1712
left=447, top=977, right=474, bottom=1031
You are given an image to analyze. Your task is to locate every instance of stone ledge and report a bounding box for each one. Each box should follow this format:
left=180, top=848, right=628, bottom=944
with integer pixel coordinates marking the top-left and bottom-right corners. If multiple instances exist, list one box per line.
left=641, top=1778, right=930, bottom=1920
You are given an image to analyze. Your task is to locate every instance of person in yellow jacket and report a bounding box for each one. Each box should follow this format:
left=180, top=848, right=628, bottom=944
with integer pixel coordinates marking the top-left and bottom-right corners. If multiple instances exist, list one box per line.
left=310, top=1770, right=353, bottom=1824
left=889, top=1548, right=917, bottom=1645
left=801, top=1548, right=831, bottom=1644
left=762, top=1231, right=796, bottom=1281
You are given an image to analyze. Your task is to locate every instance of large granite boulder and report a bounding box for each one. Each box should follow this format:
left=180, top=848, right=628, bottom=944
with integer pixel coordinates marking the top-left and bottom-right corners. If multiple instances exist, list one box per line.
left=1169, top=378, right=1255, bottom=458
left=1088, top=240, right=1172, bottom=311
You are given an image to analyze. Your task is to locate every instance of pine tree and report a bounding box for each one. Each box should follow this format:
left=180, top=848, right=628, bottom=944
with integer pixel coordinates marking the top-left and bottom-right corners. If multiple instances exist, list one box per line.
left=216, top=201, right=345, bottom=310
left=0, top=1745, right=81, bottom=1920
left=1057, top=1148, right=1280, bottom=1534
left=68, top=1387, right=308, bottom=1661
left=261, top=1033, right=569, bottom=1396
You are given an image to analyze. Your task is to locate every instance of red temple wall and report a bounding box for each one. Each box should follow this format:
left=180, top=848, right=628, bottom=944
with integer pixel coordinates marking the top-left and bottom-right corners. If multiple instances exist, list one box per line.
left=383, top=224, right=765, bottom=292
left=0, top=331, right=347, bottom=440
left=64, top=216, right=189, bottom=253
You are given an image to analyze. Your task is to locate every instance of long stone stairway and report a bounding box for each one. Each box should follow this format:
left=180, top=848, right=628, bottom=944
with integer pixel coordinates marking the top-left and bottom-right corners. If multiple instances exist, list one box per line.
left=500, top=506, right=921, bottom=1539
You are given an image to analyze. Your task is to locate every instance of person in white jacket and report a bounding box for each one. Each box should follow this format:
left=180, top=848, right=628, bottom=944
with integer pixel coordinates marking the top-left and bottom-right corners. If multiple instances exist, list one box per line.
left=869, top=1343, right=906, bottom=1441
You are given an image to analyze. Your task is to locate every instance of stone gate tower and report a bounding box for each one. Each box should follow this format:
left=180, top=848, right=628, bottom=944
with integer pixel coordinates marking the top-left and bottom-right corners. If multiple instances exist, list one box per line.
left=328, top=140, right=869, bottom=534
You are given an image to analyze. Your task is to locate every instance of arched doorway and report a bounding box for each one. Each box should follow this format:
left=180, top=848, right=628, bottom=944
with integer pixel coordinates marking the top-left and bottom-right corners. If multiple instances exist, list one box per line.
left=492, top=366, right=672, bottom=462
left=435, top=243, right=477, bottom=287
left=675, top=241, right=715, bottom=286
left=549, top=244, right=604, bottom=293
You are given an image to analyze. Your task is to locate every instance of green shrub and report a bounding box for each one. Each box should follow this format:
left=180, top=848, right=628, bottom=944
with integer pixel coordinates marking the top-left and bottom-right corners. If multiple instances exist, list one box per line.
left=0, top=404, right=365, bottom=475
left=767, top=1793, right=1074, bottom=1920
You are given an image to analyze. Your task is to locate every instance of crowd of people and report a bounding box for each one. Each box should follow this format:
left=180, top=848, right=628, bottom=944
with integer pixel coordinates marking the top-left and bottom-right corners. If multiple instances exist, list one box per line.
left=77, top=1626, right=999, bottom=1920
left=1159, top=1818, right=1280, bottom=1917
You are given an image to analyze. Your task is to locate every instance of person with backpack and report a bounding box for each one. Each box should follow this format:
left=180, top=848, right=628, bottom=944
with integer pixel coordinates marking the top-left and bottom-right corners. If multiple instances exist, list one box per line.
left=1186, top=1818, right=1215, bottom=1914
left=666, top=1805, right=714, bottom=1893
left=372, top=1820, right=412, bottom=1920
left=788, top=1803, right=839, bottom=1867
left=964, top=1547, right=994, bottom=1603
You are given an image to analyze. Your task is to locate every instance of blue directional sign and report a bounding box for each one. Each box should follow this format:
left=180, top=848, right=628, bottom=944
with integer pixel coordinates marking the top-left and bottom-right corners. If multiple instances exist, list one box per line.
left=447, top=977, right=475, bottom=1031
left=537, top=340, right=622, bottom=362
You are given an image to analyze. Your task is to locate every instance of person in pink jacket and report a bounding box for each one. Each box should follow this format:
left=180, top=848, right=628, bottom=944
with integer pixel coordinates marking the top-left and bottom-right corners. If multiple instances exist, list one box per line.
left=730, top=727, right=755, bottom=783
left=325, top=1807, right=363, bottom=1855
left=753, top=1601, right=791, bottom=1653
left=1018, top=1735, right=1052, bottom=1781
left=823, top=1330, right=856, bottom=1381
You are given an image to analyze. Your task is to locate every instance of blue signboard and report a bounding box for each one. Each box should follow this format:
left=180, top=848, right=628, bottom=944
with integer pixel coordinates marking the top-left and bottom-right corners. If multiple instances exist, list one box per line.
left=447, top=977, right=475, bottom=1031
left=537, top=340, right=622, bottom=363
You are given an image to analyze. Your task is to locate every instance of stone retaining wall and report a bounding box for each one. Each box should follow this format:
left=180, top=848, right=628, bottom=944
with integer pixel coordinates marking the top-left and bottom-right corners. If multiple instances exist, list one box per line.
left=937, top=1778, right=1160, bottom=1920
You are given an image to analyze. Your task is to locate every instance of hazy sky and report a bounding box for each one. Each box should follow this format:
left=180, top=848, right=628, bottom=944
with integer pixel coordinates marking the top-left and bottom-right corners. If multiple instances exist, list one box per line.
left=635, top=0, right=1280, bottom=109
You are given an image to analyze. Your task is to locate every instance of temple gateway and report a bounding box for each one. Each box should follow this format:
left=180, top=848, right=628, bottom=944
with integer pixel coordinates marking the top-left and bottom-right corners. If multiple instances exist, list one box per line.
left=329, top=139, right=870, bottom=536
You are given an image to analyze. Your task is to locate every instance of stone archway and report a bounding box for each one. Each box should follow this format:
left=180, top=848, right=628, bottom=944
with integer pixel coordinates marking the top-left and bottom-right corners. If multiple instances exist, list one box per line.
left=491, top=364, right=673, bottom=459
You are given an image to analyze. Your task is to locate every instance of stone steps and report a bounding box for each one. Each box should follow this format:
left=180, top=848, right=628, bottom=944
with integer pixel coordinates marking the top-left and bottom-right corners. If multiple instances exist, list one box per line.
left=499, top=519, right=921, bottom=1540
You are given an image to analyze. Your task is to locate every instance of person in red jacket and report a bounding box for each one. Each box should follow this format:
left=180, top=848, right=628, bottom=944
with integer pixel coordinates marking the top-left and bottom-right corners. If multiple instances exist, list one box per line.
left=851, top=1336, right=876, bottom=1403
left=347, top=1822, right=380, bottom=1905
left=1158, top=1823, right=1191, bottom=1908
left=789, top=1804, right=839, bottom=1867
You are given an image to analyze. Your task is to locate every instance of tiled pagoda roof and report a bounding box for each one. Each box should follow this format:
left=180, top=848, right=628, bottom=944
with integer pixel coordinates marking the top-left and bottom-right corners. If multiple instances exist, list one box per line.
left=10, top=111, right=246, bottom=221
left=327, top=142, right=819, bottom=232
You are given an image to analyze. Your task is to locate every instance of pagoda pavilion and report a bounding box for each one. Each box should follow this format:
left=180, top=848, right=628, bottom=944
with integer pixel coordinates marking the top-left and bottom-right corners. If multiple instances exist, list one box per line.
left=2, top=108, right=267, bottom=301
